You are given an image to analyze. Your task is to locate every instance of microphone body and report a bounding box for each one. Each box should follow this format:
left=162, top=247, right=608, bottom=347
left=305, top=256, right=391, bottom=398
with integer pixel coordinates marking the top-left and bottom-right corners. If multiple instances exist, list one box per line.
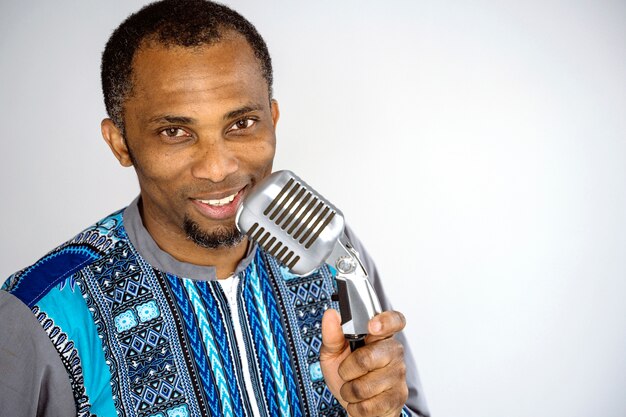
left=236, top=170, right=382, bottom=349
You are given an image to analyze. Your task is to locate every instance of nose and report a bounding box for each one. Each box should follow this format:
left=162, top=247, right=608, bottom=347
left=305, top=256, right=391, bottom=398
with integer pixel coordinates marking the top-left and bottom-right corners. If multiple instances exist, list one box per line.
left=190, top=139, right=239, bottom=183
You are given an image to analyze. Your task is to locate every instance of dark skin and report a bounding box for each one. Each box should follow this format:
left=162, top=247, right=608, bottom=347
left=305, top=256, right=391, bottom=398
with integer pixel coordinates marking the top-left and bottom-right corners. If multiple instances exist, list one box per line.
left=321, top=310, right=409, bottom=417
left=102, top=33, right=278, bottom=278
left=101, top=31, right=408, bottom=416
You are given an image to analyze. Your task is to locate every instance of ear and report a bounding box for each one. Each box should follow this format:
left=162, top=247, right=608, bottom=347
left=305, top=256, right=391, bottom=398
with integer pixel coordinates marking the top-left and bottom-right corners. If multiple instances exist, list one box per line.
left=270, top=99, right=280, bottom=129
left=101, top=118, right=133, bottom=167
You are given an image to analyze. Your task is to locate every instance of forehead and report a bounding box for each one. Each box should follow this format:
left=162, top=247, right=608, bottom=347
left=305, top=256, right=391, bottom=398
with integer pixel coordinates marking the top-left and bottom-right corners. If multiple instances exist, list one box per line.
left=126, top=33, right=268, bottom=115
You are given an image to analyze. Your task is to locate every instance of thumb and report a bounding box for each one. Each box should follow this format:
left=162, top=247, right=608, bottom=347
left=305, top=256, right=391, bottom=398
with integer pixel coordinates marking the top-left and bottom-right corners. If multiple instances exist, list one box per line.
left=321, top=308, right=348, bottom=356
left=319, top=309, right=350, bottom=410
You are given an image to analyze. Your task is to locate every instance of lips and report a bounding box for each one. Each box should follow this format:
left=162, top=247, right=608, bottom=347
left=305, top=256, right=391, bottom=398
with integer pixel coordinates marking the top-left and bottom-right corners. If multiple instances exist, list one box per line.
left=195, top=192, right=238, bottom=207
left=190, top=187, right=246, bottom=220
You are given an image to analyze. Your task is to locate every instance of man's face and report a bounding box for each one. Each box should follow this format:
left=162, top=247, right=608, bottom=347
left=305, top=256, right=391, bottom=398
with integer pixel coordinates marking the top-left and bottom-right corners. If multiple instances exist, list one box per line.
left=105, top=33, right=279, bottom=250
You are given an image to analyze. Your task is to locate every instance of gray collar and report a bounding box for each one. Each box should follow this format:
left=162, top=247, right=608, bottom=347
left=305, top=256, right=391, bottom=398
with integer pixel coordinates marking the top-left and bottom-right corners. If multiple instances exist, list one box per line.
left=122, top=197, right=257, bottom=281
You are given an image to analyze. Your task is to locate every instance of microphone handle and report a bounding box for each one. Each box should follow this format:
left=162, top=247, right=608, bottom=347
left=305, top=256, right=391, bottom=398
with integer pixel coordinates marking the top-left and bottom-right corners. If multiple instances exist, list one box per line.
left=349, top=337, right=366, bottom=351
left=332, top=273, right=382, bottom=351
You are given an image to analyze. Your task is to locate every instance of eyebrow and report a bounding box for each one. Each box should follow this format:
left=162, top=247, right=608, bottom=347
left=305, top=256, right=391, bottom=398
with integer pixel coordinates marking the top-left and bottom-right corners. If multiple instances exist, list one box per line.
left=146, top=104, right=264, bottom=126
left=148, top=115, right=197, bottom=125
left=223, top=104, right=264, bottom=121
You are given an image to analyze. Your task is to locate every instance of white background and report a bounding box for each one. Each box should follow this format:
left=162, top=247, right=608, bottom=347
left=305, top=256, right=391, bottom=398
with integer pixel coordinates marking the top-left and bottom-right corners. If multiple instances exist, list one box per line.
left=1, top=1, right=625, bottom=416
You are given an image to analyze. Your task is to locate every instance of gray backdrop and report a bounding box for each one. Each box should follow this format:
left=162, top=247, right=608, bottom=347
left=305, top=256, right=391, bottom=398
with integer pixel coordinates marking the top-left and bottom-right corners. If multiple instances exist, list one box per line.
left=1, top=1, right=625, bottom=416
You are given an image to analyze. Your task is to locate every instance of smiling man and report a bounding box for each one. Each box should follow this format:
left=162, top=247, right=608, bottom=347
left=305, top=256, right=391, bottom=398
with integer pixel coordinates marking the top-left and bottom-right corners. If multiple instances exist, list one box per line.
left=0, top=1, right=429, bottom=416
left=101, top=31, right=279, bottom=280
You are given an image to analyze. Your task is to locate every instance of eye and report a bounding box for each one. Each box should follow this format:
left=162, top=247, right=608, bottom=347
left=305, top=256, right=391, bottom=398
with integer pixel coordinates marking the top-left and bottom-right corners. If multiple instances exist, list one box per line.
left=160, top=127, right=191, bottom=138
left=231, top=118, right=256, bottom=131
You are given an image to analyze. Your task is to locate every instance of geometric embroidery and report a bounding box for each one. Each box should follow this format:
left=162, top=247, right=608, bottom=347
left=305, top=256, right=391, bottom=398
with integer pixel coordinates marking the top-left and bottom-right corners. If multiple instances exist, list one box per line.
left=129, top=374, right=185, bottom=411
left=288, top=278, right=328, bottom=307
left=164, top=274, right=222, bottom=417
left=127, top=346, right=175, bottom=385
left=115, top=309, right=138, bottom=332
left=120, top=322, right=168, bottom=357
left=82, top=235, right=195, bottom=417
left=145, top=404, right=190, bottom=417
left=273, top=260, right=346, bottom=416
left=31, top=306, right=93, bottom=417
left=309, top=361, right=323, bottom=382
left=303, top=335, right=323, bottom=361
left=137, top=300, right=160, bottom=322
left=242, top=266, right=283, bottom=417
left=244, top=260, right=292, bottom=416
left=315, top=384, right=340, bottom=413
left=287, top=277, right=330, bottom=366
left=93, top=246, right=151, bottom=314
left=181, top=278, right=234, bottom=417
left=166, top=404, right=190, bottom=417
left=253, top=253, right=304, bottom=417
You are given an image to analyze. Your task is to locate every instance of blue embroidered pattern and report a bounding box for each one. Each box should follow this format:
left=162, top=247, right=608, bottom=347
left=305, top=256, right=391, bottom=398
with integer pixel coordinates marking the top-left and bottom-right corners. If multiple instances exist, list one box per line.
left=183, top=278, right=235, bottom=417
left=3, top=207, right=417, bottom=416
left=266, top=255, right=346, bottom=416
left=243, top=270, right=281, bottom=416
left=81, top=241, right=197, bottom=417
left=165, top=274, right=221, bottom=416
left=32, top=306, right=93, bottom=417
left=245, top=254, right=292, bottom=416
left=254, top=253, right=304, bottom=417
left=196, top=280, right=247, bottom=416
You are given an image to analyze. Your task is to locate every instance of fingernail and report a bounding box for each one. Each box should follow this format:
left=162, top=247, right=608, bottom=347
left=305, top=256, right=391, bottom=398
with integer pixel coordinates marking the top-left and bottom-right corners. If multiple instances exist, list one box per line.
left=370, top=320, right=382, bottom=333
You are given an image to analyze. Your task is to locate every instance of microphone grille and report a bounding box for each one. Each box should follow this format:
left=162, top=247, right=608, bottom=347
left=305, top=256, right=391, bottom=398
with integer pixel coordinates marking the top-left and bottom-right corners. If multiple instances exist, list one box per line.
left=246, top=222, right=301, bottom=270
left=236, top=170, right=345, bottom=275
left=262, top=177, right=337, bottom=250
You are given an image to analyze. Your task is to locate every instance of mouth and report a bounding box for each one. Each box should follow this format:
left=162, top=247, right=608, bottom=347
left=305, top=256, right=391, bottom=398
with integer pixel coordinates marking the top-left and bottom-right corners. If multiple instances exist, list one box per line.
left=190, top=186, right=247, bottom=220
left=194, top=192, right=238, bottom=207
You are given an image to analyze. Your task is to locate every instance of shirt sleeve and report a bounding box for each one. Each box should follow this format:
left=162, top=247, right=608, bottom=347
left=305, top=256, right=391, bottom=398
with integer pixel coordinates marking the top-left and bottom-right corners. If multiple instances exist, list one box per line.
left=0, top=290, right=76, bottom=417
left=344, top=225, right=431, bottom=417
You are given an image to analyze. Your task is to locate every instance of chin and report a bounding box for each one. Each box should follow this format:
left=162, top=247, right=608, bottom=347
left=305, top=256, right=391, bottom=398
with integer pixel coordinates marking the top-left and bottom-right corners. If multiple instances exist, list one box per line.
left=183, top=216, right=244, bottom=249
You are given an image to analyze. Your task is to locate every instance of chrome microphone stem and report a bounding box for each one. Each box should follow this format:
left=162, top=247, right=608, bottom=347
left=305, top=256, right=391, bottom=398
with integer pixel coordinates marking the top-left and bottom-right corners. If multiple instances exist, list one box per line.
left=329, top=234, right=382, bottom=349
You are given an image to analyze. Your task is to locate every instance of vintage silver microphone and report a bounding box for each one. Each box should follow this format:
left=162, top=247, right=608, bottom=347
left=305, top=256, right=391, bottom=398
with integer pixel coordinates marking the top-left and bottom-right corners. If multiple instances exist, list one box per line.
left=236, top=170, right=382, bottom=350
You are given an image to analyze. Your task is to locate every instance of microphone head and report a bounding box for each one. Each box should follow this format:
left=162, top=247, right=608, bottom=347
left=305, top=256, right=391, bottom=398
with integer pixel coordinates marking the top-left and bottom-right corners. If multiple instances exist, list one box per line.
left=236, top=170, right=345, bottom=276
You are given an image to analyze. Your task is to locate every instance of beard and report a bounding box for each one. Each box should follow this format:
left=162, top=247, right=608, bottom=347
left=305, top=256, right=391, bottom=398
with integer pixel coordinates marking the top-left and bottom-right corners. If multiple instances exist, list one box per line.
left=183, top=215, right=244, bottom=249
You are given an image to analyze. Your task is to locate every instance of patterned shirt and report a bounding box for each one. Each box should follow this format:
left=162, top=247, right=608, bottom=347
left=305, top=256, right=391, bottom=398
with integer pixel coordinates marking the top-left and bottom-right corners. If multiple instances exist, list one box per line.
left=0, top=199, right=428, bottom=417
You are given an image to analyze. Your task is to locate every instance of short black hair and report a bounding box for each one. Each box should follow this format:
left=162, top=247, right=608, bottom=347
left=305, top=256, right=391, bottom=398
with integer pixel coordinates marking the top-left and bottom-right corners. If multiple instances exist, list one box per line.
left=101, top=0, right=273, bottom=130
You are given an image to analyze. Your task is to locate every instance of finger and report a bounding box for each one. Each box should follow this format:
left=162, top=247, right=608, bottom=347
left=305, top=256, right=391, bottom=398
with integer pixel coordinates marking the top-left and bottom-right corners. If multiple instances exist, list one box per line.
left=366, top=310, right=407, bottom=344
left=339, top=357, right=407, bottom=403
left=345, top=386, right=409, bottom=417
left=320, top=308, right=348, bottom=357
left=338, top=338, right=404, bottom=381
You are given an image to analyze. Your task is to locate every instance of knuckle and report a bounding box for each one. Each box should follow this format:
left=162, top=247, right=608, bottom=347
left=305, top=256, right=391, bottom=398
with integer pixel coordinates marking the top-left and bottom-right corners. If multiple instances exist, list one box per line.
left=351, top=379, right=374, bottom=400
left=398, top=361, right=407, bottom=379
left=379, top=398, right=397, bottom=416
left=394, top=341, right=405, bottom=358
left=339, top=382, right=352, bottom=401
left=401, top=383, right=409, bottom=403
left=337, top=362, right=350, bottom=381
left=393, top=384, right=409, bottom=409
left=355, top=347, right=376, bottom=369
left=378, top=389, right=406, bottom=416
left=350, top=399, right=375, bottom=417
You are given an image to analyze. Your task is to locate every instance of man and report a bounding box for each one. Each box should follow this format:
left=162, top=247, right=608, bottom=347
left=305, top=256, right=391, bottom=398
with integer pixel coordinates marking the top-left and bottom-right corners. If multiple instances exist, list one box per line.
left=0, top=1, right=429, bottom=416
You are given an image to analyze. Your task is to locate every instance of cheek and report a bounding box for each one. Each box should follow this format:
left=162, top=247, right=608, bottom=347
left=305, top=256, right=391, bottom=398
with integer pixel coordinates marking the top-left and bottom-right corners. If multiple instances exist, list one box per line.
left=246, top=139, right=276, bottom=168
left=135, top=148, right=191, bottom=187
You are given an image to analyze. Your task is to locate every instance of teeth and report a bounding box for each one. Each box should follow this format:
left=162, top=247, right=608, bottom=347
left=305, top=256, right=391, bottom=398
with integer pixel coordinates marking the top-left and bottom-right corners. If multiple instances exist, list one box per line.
left=197, top=192, right=237, bottom=207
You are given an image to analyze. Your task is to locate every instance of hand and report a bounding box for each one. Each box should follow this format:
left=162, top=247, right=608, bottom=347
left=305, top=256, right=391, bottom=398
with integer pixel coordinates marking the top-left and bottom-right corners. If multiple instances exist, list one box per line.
left=319, top=309, right=409, bottom=417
